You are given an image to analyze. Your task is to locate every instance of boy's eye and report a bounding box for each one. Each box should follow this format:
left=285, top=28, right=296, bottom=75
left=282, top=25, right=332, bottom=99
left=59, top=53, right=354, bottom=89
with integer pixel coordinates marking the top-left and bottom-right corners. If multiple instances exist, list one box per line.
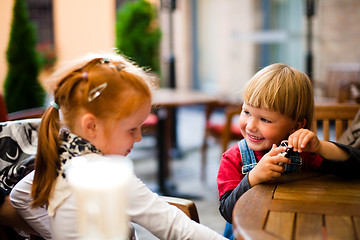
left=260, top=118, right=271, bottom=123
left=243, top=110, right=250, bottom=115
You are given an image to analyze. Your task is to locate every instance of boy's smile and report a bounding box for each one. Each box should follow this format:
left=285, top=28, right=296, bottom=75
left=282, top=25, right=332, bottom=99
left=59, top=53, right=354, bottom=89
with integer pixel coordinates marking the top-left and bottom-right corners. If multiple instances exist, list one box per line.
left=239, top=103, right=298, bottom=152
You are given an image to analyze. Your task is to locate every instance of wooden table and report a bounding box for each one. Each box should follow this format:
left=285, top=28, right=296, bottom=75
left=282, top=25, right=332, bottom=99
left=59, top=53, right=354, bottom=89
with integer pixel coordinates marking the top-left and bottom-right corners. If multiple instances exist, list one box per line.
left=232, top=171, right=360, bottom=240
left=151, top=88, right=218, bottom=196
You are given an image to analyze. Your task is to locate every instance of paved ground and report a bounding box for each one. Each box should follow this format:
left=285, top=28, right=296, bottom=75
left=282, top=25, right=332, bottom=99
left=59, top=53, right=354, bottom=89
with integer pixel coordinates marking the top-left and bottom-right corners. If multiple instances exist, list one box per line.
left=128, top=106, right=230, bottom=239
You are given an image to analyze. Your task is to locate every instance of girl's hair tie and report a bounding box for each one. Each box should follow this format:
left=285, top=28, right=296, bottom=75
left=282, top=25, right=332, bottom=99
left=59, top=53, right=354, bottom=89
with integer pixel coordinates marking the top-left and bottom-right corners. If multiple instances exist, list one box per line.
left=51, top=101, right=60, bottom=110
left=82, top=72, right=88, bottom=81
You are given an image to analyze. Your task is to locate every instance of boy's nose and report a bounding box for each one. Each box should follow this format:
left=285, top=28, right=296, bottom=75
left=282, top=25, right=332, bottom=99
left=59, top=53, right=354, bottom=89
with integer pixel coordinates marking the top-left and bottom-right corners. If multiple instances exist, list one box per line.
left=246, top=118, right=257, bottom=131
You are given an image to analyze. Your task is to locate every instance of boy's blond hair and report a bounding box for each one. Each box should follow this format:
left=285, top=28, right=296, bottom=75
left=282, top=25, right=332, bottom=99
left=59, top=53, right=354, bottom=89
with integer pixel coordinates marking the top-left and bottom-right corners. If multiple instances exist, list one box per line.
left=242, top=63, right=314, bottom=129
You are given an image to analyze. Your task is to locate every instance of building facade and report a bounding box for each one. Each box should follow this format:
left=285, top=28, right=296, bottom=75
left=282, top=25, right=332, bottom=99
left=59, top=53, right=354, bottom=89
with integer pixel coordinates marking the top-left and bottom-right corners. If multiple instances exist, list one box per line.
left=1, top=0, right=360, bottom=99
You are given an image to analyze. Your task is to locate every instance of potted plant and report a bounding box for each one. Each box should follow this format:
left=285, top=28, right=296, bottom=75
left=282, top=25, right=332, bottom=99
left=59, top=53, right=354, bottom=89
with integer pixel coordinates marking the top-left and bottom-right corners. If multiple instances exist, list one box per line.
left=4, top=0, right=45, bottom=113
left=115, top=0, right=162, bottom=76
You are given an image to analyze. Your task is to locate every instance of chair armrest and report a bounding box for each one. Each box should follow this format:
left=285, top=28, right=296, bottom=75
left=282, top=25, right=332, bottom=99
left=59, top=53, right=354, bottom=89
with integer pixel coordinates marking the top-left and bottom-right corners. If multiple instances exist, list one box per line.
left=160, top=196, right=200, bottom=223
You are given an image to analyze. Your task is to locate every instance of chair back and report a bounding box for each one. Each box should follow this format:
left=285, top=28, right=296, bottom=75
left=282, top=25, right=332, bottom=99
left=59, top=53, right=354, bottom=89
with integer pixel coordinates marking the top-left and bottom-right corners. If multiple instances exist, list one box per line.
left=0, top=94, right=8, bottom=122
left=323, top=63, right=360, bottom=102
left=201, top=101, right=242, bottom=181
left=312, top=104, right=360, bottom=141
left=222, top=104, right=243, bottom=152
left=7, top=107, right=45, bottom=121
left=160, top=196, right=200, bottom=223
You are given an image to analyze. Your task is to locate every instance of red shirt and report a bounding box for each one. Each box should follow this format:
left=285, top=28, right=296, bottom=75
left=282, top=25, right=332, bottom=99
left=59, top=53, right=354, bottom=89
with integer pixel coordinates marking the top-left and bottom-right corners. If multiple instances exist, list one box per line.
left=217, top=143, right=324, bottom=199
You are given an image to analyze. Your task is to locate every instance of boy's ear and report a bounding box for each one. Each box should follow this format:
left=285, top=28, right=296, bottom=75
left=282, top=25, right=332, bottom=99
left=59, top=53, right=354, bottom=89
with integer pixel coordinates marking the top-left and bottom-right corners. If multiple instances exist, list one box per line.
left=295, top=119, right=306, bottom=130
left=81, top=113, right=97, bottom=138
left=290, top=119, right=306, bottom=134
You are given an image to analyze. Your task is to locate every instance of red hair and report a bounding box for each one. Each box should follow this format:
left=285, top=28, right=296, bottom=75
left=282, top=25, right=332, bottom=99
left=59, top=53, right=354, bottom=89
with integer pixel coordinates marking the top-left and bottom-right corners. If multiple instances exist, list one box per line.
left=31, top=54, right=153, bottom=207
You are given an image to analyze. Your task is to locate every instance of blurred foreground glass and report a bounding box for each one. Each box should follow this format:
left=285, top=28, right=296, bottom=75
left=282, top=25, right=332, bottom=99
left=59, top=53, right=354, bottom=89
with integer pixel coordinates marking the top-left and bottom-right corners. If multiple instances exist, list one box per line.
left=67, top=155, right=133, bottom=240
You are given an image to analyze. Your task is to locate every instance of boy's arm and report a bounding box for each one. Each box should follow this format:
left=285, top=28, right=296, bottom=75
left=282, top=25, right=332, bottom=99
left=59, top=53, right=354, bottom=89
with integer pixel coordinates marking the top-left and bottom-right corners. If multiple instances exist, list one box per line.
left=317, top=140, right=350, bottom=161
left=289, top=129, right=351, bottom=161
left=320, top=142, right=360, bottom=177
left=219, top=174, right=251, bottom=223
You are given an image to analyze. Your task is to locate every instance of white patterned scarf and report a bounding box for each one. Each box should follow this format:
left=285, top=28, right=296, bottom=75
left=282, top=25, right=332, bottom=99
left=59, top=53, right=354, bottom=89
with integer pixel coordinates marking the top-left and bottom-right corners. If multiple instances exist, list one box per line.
left=48, top=130, right=102, bottom=216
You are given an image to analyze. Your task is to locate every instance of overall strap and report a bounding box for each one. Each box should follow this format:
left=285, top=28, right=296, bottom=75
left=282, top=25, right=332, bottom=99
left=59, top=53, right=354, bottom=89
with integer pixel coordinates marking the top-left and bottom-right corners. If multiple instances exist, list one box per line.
left=239, top=139, right=257, bottom=174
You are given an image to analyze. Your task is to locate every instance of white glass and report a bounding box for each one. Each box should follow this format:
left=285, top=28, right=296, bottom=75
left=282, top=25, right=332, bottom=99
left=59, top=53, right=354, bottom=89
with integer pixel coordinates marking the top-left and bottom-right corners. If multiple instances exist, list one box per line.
left=67, top=154, right=133, bottom=240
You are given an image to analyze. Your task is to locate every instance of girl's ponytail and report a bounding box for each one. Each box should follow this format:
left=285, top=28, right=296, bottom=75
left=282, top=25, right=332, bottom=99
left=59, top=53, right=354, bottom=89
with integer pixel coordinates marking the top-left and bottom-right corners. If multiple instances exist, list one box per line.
left=31, top=104, right=61, bottom=207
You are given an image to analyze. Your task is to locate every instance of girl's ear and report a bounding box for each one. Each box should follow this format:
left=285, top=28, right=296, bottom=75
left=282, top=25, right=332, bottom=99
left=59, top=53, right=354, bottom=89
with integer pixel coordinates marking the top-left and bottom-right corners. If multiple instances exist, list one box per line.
left=81, top=113, right=97, bottom=138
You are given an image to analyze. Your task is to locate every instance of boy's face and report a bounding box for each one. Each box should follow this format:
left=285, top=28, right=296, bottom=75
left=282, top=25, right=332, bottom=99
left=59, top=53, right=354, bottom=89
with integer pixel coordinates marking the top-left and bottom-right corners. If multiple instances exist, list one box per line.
left=239, top=103, right=299, bottom=152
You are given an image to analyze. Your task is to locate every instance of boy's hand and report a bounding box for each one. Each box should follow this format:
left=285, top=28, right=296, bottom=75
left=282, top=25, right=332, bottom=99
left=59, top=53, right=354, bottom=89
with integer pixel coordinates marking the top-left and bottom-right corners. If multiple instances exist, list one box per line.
left=248, top=144, right=290, bottom=187
left=288, top=128, right=321, bottom=153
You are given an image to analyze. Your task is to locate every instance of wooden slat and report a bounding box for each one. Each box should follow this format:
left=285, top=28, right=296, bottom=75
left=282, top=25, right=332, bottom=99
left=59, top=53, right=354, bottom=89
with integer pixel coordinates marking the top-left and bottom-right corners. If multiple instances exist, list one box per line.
left=314, top=105, right=360, bottom=120
left=313, top=104, right=360, bottom=141
left=295, top=213, right=323, bottom=240
left=265, top=211, right=294, bottom=240
left=274, top=190, right=360, bottom=205
left=323, top=119, right=330, bottom=141
left=335, top=119, right=344, bottom=140
left=270, top=199, right=360, bottom=216
left=312, top=120, right=317, bottom=134
left=273, top=175, right=360, bottom=205
left=325, top=215, right=356, bottom=240
left=354, top=217, right=360, bottom=240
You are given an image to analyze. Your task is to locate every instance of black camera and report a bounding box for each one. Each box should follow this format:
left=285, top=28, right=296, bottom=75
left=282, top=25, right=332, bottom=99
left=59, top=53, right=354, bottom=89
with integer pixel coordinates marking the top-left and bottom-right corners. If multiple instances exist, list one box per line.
left=278, top=140, right=296, bottom=159
left=277, top=140, right=302, bottom=171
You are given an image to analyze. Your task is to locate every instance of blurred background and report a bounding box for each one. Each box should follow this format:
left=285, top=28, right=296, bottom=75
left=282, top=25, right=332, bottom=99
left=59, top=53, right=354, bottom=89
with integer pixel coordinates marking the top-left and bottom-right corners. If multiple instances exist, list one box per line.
left=1, top=0, right=360, bottom=100
left=1, top=0, right=360, bottom=238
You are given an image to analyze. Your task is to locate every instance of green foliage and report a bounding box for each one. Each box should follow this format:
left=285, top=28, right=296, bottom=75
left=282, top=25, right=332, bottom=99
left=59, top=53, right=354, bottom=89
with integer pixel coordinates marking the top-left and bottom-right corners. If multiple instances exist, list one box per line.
left=37, top=42, right=57, bottom=69
left=116, top=0, right=162, bottom=75
left=4, top=0, right=45, bottom=113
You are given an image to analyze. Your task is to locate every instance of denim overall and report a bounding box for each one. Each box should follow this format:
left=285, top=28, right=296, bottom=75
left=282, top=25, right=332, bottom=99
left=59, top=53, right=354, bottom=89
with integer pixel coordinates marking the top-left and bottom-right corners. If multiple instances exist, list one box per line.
left=223, top=139, right=302, bottom=239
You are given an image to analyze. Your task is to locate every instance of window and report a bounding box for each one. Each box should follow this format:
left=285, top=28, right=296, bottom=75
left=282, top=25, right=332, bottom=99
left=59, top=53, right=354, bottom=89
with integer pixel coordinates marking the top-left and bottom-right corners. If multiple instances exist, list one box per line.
left=26, top=0, right=54, bottom=45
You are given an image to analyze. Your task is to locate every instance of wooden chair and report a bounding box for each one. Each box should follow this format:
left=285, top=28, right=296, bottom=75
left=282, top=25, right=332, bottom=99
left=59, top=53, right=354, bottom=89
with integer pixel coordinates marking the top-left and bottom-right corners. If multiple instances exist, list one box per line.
left=160, top=196, right=200, bottom=223
left=206, top=103, right=360, bottom=151
left=0, top=94, right=8, bottom=122
left=323, top=63, right=360, bottom=103
left=221, top=104, right=243, bottom=152
left=7, top=107, right=45, bottom=121
left=220, top=103, right=360, bottom=144
left=312, top=104, right=360, bottom=141
left=0, top=93, right=45, bottom=122
left=201, top=103, right=243, bottom=181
